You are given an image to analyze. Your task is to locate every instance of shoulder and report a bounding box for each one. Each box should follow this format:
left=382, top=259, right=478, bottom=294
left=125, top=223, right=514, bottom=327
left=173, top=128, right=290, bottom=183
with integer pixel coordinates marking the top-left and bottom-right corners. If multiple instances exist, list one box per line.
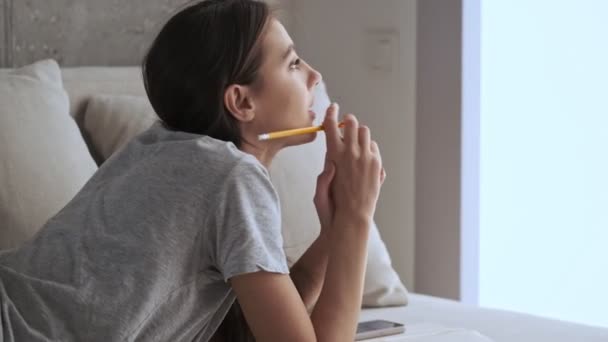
left=133, top=122, right=260, bottom=174
left=221, top=155, right=277, bottom=202
left=137, top=123, right=274, bottom=195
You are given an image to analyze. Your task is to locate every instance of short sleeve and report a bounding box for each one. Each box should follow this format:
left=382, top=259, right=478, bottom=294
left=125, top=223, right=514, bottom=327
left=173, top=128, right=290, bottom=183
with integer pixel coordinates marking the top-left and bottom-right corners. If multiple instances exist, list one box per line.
left=209, top=157, right=289, bottom=282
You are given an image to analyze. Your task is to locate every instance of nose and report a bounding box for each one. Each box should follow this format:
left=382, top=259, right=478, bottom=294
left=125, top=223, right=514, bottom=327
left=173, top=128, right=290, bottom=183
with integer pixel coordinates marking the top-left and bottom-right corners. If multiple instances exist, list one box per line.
left=307, top=63, right=322, bottom=89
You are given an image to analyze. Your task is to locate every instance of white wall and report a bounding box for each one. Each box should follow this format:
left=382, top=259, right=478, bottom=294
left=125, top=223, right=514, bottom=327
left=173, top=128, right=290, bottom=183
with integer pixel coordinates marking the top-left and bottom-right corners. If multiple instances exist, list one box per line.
left=479, top=0, right=608, bottom=327
left=288, top=0, right=417, bottom=289
left=269, top=0, right=292, bottom=30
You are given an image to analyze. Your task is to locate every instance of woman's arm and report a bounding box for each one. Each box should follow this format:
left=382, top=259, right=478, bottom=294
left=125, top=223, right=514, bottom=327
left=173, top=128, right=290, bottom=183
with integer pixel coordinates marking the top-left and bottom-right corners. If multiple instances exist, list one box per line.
left=289, top=231, right=329, bottom=313
left=231, top=214, right=370, bottom=342
left=290, top=136, right=340, bottom=313
left=231, top=104, right=384, bottom=341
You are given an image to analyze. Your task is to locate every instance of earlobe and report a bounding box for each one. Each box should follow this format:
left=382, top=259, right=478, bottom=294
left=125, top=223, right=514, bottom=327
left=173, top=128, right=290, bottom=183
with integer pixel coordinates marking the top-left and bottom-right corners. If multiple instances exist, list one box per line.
left=224, top=85, right=255, bottom=122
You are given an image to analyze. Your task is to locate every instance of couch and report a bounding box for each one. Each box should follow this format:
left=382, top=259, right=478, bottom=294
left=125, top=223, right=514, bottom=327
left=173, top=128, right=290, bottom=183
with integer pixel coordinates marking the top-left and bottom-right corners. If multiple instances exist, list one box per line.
left=1, top=60, right=607, bottom=341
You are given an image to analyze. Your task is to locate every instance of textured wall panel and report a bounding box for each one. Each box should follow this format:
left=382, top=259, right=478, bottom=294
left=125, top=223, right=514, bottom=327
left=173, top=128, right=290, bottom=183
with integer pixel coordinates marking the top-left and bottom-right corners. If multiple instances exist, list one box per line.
left=2, top=0, right=289, bottom=68
left=1, top=0, right=12, bottom=67
left=1, top=1, right=3, bottom=66
left=11, top=0, right=189, bottom=67
left=0, top=1, right=4, bottom=67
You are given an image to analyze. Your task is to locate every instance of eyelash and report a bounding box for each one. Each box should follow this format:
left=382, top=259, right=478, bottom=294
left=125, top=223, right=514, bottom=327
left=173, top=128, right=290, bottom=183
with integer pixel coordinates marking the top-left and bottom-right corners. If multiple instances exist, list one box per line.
left=289, top=58, right=301, bottom=70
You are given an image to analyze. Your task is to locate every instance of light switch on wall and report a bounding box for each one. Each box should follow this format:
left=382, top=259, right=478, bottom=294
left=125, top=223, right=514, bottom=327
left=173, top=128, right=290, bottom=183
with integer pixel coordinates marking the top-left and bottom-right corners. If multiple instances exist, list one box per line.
left=363, top=28, right=399, bottom=72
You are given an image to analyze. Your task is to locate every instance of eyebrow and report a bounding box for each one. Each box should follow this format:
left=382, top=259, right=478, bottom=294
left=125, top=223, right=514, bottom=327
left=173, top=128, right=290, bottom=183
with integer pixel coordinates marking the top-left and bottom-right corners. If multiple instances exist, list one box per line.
left=282, top=44, right=295, bottom=60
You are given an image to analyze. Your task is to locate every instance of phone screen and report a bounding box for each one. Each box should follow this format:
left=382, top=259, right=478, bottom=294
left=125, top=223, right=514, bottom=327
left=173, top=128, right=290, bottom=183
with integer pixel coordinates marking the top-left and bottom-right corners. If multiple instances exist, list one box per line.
left=356, top=320, right=404, bottom=333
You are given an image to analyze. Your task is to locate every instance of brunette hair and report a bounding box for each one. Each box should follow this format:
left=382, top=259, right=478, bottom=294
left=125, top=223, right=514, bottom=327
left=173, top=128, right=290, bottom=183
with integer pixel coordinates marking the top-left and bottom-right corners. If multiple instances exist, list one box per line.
left=142, top=0, right=271, bottom=147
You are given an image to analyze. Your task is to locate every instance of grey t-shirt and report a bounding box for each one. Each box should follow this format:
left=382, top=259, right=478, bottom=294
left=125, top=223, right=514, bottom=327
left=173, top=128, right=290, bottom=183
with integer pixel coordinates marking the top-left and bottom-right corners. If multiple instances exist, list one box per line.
left=0, top=122, right=289, bottom=341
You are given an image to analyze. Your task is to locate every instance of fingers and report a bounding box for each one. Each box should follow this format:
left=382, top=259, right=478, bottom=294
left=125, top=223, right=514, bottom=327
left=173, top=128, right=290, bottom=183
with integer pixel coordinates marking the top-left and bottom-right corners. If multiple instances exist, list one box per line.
left=358, top=125, right=370, bottom=151
left=343, top=114, right=359, bottom=150
left=361, top=127, right=383, bottom=184
left=371, top=139, right=381, bottom=164
left=314, top=160, right=336, bottom=206
left=323, top=104, right=341, bottom=153
left=371, top=141, right=380, bottom=160
left=371, top=141, right=385, bottom=184
left=322, top=159, right=336, bottom=181
left=316, top=159, right=335, bottom=187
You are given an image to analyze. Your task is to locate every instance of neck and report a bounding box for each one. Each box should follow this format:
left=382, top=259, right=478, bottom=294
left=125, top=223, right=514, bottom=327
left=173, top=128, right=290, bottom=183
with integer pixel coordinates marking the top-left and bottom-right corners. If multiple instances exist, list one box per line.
left=238, top=135, right=282, bottom=169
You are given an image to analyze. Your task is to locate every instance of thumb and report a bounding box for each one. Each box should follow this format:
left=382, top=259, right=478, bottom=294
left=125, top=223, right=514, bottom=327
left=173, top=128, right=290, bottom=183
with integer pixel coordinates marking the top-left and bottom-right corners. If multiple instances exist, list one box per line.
left=316, top=161, right=335, bottom=193
left=322, top=160, right=335, bottom=181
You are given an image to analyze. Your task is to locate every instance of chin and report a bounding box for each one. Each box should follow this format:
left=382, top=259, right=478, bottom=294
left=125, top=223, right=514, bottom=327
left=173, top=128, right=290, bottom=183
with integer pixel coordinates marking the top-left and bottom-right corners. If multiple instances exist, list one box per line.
left=284, top=131, right=318, bottom=147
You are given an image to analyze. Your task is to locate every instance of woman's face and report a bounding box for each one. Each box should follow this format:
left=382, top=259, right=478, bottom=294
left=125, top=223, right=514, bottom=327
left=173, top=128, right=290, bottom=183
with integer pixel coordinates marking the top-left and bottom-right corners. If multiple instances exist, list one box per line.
left=248, top=19, right=323, bottom=147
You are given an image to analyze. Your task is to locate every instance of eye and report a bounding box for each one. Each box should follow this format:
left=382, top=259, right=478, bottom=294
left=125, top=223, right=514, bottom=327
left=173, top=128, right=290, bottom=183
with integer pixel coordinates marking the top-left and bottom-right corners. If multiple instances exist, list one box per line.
left=289, top=58, right=301, bottom=70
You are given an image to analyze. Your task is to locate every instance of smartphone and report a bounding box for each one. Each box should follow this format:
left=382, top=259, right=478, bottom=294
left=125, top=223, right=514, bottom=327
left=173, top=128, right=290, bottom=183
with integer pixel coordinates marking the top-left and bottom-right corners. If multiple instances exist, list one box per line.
left=355, top=319, right=405, bottom=340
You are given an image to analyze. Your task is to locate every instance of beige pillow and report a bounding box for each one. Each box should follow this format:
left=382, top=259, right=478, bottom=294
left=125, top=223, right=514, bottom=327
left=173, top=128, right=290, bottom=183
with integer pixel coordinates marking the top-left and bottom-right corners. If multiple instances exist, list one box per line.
left=81, top=86, right=408, bottom=306
left=0, top=59, right=97, bottom=251
left=82, top=94, right=157, bottom=161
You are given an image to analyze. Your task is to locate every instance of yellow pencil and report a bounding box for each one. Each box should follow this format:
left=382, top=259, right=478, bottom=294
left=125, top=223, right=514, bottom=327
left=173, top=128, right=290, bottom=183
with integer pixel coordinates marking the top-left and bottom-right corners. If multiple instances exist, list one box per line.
left=258, top=122, right=346, bottom=141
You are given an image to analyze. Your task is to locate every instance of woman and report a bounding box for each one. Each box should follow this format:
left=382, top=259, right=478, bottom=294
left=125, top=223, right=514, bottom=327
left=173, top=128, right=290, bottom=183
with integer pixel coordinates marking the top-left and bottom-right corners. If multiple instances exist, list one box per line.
left=0, top=0, right=384, bottom=341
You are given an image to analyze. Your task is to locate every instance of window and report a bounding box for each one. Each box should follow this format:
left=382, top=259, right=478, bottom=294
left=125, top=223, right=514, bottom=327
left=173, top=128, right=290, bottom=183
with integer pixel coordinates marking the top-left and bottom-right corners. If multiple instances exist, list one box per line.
left=475, top=0, right=608, bottom=328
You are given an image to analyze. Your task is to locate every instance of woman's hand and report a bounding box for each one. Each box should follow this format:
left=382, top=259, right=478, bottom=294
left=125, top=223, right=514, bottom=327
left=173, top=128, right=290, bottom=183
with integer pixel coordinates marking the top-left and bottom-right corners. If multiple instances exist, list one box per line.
left=322, top=103, right=384, bottom=224
left=314, top=158, right=336, bottom=233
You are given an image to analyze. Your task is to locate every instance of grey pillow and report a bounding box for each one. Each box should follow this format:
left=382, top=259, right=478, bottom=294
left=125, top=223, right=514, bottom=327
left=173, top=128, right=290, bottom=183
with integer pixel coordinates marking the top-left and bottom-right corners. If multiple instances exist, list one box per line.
left=83, top=94, right=157, bottom=161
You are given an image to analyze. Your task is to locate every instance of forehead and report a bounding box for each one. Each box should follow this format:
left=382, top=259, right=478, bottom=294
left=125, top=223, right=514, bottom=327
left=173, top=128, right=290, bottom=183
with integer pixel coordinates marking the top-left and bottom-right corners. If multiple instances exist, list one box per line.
left=261, top=19, right=293, bottom=61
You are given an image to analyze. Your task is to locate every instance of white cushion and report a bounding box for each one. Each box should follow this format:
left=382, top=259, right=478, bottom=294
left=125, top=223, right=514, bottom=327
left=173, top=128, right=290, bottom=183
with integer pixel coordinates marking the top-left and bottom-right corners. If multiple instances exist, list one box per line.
left=0, top=59, right=97, bottom=250
left=361, top=222, right=408, bottom=306
left=270, top=82, right=408, bottom=307
left=80, top=81, right=408, bottom=306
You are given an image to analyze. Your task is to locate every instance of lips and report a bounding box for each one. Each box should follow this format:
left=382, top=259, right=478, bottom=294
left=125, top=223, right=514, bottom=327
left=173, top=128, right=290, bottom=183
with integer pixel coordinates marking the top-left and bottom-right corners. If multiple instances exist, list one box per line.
left=308, top=109, right=316, bottom=120
left=309, top=96, right=316, bottom=117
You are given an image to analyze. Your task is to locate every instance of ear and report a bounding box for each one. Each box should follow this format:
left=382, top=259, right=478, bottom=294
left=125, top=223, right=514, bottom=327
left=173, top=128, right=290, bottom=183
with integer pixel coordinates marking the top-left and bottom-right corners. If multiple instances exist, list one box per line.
left=224, top=84, right=255, bottom=122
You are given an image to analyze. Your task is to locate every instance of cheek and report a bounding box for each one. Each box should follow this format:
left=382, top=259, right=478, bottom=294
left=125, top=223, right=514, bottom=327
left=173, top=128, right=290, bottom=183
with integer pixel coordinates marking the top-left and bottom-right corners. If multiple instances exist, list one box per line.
left=266, top=79, right=303, bottom=114
left=256, top=73, right=309, bottom=128
left=284, top=79, right=308, bottom=111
